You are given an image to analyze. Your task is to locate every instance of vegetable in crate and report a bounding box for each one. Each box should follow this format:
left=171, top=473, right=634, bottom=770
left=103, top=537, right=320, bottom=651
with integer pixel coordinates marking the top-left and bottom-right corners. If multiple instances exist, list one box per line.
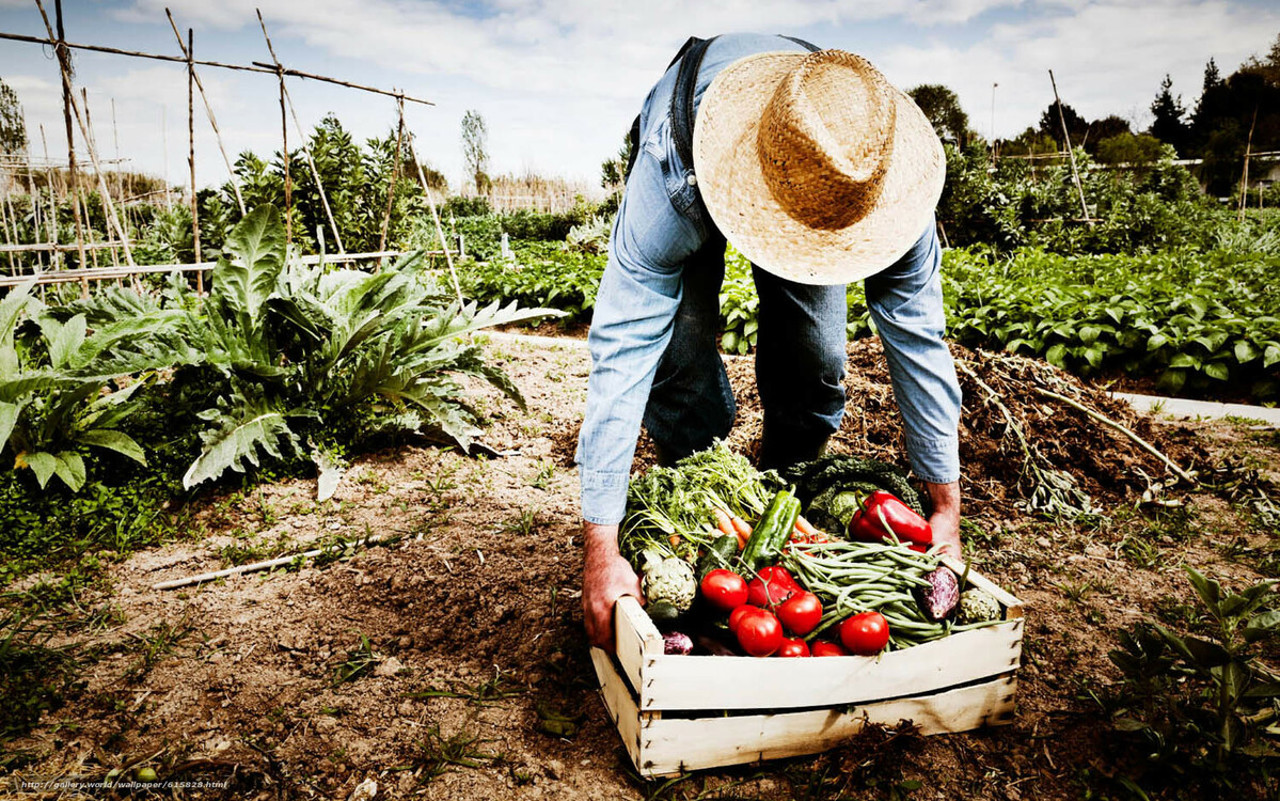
left=741, top=489, right=801, bottom=570
left=735, top=607, right=784, bottom=657
left=777, top=591, right=823, bottom=636
left=916, top=566, right=960, bottom=622
left=848, top=490, right=933, bottom=548
left=663, top=631, right=694, bottom=655
left=840, top=611, right=890, bottom=655
left=783, top=455, right=926, bottom=520
left=700, top=569, right=749, bottom=612
left=640, top=550, right=697, bottom=621
left=957, top=588, right=1002, bottom=624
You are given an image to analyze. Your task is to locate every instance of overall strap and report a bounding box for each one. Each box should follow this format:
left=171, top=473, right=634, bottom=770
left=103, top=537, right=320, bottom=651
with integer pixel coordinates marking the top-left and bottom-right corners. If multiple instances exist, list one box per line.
left=777, top=35, right=821, bottom=52
left=623, top=36, right=710, bottom=182
left=668, top=36, right=717, bottom=176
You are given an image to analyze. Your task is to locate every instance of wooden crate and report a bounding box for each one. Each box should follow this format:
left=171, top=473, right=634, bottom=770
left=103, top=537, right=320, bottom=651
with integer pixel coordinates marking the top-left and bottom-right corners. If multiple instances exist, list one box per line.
left=591, top=558, right=1024, bottom=777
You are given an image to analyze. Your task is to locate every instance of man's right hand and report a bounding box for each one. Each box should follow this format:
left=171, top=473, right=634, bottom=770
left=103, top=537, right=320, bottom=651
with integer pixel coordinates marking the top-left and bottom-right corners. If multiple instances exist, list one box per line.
left=582, top=521, right=643, bottom=651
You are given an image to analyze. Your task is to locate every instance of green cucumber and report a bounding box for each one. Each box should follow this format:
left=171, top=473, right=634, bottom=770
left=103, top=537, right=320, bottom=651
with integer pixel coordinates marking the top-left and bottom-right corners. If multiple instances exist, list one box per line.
left=741, top=490, right=801, bottom=571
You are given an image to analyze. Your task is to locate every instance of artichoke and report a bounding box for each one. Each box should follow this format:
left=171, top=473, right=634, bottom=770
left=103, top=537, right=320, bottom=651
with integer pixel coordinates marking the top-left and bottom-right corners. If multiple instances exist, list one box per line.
left=640, top=550, right=697, bottom=619
left=957, top=589, right=1003, bottom=624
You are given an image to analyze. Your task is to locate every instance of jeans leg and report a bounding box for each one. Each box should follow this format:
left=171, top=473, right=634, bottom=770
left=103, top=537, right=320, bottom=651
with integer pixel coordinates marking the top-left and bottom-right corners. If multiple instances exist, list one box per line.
left=753, top=266, right=848, bottom=471
left=642, top=235, right=735, bottom=464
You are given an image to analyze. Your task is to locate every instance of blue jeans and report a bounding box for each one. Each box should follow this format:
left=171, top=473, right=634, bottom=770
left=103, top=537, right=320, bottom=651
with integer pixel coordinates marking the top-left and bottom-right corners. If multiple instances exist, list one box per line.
left=576, top=39, right=960, bottom=525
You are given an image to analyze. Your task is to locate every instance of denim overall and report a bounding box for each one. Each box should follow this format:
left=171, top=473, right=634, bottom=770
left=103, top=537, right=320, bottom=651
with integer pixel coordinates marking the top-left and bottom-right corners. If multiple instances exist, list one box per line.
left=576, top=34, right=960, bottom=525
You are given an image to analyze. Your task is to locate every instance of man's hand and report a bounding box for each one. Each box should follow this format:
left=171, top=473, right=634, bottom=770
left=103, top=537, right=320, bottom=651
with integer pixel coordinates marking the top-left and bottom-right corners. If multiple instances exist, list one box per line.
left=923, top=481, right=962, bottom=558
left=582, top=521, right=643, bottom=651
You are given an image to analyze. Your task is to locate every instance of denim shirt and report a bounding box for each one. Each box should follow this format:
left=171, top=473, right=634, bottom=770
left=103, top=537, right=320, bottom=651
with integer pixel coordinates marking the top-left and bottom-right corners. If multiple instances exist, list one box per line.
left=576, top=34, right=962, bottom=525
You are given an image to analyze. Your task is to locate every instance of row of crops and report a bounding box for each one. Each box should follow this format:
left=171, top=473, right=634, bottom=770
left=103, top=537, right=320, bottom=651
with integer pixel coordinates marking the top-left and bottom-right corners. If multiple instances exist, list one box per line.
left=458, top=238, right=1280, bottom=402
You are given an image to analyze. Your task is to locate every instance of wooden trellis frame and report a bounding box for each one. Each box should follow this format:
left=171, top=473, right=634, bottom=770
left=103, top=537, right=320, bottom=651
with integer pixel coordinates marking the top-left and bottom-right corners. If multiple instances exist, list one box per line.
left=0, top=2, right=438, bottom=289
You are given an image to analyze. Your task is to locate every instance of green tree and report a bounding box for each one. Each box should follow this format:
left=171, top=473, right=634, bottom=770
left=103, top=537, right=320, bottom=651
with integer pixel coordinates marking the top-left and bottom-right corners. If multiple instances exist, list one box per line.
left=0, top=77, right=26, bottom=156
left=1085, top=115, right=1131, bottom=152
left=1148, top=74, right=1190, bottom=155
left=907, top=84, right=971, bottom=146
left=460, top=109, right=490, bottom=195
left=1038, top=100, right=1089, bottom=147
left=1095, top=132, right=1167, bottom=166
left=1241, top=32, right=1280, bottom=86
left=600, top=134, right=632, bottom=190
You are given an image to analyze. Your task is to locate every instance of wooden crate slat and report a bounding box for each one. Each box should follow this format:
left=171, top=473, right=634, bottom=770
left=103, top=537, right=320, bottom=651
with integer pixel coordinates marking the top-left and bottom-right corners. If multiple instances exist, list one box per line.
left=591, top=647, right=645, bottom=765
left=636, top=619, right=1022, bottom=711
left=614, top=595, right=663, bottom=693
left=637, top=674, right=1018, bottom=777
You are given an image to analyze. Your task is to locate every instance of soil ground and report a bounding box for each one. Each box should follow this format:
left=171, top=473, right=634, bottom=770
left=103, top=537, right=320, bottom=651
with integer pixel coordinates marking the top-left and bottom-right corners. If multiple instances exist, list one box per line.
left=4, top=334, right=1280, bottom=800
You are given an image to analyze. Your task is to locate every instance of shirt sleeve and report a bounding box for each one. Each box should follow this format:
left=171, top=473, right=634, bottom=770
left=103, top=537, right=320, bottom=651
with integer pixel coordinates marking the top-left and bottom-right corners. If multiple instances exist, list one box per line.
left=576, top=132, right=704, bottom=524
left=863, top=220, right=962, bottom=485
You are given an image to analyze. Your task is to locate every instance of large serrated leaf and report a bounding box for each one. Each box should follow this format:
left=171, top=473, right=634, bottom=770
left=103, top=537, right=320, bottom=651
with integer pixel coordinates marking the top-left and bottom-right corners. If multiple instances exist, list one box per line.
left=211, top=205, right=287, bottom=326
left=184, top=403, right=299, bottom=489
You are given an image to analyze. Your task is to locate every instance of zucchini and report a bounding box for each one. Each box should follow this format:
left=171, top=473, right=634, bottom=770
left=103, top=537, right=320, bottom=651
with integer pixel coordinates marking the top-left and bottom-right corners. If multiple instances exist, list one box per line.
left=697, top=535, right=740, bottom=579
left=741, top=490, right=801, bottom=571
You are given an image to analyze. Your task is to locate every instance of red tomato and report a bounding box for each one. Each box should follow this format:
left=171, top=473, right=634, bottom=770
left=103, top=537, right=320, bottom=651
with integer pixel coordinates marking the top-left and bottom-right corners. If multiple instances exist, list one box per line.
left=735, top=607, right=784, bottom=657
left=776, top=637, right=810, bottom=657
left=728, top=604, right=756, bottom=634
left=747, top=573, right=797, bottom=608
left=810, top=641, right=849, bottom=657
left=758, top=565, right=799, bottom=590
left=699, top=569, right=748, bottom=612
left=776, top=591, right=823, bottom=636
left=839, top=611, right=891, bottom=656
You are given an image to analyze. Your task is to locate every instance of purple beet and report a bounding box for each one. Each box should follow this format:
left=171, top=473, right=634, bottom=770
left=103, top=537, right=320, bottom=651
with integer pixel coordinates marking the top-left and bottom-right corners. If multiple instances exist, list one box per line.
left=663, top=631, right=694, bottom=655
left=916, top=566, right=960, bottom=621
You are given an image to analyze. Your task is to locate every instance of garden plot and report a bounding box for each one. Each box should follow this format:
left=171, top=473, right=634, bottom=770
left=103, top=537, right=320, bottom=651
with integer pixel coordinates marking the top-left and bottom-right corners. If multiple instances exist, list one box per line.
left=4, top=335, right=1280, bottom=800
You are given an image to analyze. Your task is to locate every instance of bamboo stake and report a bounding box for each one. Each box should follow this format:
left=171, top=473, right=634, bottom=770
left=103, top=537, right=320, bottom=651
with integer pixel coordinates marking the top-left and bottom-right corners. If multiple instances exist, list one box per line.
left=377, top=95, right=406, bottom=270
left=0, top=195, right=15, bottom=274
left=1048, top=69, right=1091, bottom=226
left=406, top=126, right=463, bottom=305
left=47, top=0, right=86, bottom=274
left=0, top=30, right=434, bottom=106
left=165, top=8, right=245, bottom=215
left=186, top=28, right=202, bottom=272
left=1033, top=387, right=1197, bottom=484
left=162, top=106, right=171, bottom=209
left=1239, top=106, right=1257, bottom=222
left=153, top=534, right=397, bottom=590
left=36, top=0, right=136, bottom=272
left=256, top=12, right=344, bottom=254
left=39, top=125, right=58, bottom=270
left=23, top=117, right=43, bottom=272
left=81, top=89, right=120, bottom=270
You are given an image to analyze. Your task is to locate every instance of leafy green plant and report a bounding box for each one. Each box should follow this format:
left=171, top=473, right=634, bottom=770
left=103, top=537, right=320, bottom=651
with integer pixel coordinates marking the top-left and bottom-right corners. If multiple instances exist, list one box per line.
left=457, top=241, right=602, bottom=322
left=1104, top=567, right=1280, bottom=792
left=157, top=205, right=560, bottom=488
left=0, top=283, right=157, bottom=491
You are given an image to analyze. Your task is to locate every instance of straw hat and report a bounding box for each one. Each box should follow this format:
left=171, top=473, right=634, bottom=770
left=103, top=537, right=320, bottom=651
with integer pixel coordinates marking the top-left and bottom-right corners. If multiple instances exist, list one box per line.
left=692, top=49, right=945, bottom=285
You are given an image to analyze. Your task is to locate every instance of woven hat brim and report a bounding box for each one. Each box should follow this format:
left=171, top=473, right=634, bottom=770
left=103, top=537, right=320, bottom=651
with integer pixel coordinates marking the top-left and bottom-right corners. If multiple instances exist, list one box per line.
left=693, top=52, right=945, bottom=285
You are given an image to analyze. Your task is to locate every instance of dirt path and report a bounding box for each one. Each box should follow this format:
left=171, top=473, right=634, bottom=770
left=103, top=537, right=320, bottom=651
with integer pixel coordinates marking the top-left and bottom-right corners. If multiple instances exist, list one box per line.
left=5, top=336, right=1279, bottom=800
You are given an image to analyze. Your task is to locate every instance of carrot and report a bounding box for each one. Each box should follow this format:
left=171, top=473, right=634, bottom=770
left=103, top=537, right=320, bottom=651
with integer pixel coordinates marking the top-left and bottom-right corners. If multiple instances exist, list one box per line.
left=712, top=507, right=735, bottom=539
left=795, top=515, right=818, bottom=538
left=731, top=516, right=752, bottom=550
left=669, top=534, right=681, bottom=548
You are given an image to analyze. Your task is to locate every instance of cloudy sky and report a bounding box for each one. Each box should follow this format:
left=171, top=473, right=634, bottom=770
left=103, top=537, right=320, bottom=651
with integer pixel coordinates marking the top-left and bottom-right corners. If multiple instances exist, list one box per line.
left=0, top=0, right=1276, bottom=196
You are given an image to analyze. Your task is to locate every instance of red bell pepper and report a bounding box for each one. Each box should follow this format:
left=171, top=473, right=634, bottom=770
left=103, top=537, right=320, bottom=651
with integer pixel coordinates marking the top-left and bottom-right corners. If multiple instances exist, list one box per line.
left=847, top=490, right=933, bottom=547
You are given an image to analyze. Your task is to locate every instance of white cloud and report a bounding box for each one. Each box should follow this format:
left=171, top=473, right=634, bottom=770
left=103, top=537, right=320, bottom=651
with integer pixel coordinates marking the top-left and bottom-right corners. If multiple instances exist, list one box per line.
left=878, top=0, right=1280, bottom=139
left=8, top=0, right=1273, bottom=189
